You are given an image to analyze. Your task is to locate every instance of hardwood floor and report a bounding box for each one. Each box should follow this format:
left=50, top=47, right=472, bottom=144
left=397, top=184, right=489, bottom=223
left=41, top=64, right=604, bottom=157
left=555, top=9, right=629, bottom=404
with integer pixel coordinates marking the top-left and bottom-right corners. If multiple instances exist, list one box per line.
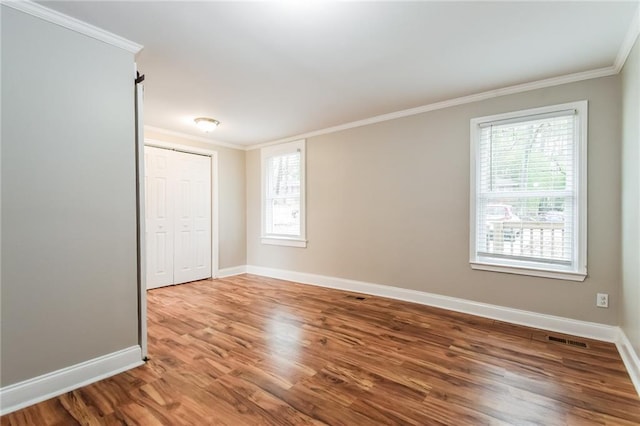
left=3, top=274, right=639, bottom=425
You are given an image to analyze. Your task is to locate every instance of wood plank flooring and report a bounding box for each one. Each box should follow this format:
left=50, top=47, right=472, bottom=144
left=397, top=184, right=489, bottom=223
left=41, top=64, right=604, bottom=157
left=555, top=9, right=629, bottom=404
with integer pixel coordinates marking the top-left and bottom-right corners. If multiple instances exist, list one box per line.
left=2, top=274, right=639, bottom=425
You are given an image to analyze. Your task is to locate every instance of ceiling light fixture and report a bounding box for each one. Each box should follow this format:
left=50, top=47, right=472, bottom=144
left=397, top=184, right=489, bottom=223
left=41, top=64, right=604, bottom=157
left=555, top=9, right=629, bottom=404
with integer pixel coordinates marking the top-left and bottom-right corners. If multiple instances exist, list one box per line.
left=194, top=117, right=220, bottom=132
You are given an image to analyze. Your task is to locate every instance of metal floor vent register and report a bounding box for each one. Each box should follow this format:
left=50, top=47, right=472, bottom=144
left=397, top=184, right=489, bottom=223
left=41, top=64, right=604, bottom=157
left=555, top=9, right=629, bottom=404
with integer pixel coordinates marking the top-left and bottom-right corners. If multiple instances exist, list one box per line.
left=346, top=295, right=367, bottom=301
left=547, top=335, right=588, bottom=348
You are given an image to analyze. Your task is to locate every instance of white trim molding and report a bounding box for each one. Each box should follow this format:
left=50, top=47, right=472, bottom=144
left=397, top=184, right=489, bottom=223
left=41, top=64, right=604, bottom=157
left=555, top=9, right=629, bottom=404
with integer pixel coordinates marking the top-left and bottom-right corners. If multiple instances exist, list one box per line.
left=247, top=266, right=640, bottom=392
left=245, top=265, right=619, bottom=343
left=260, top=237, right=307, bottom=248
left=0, top=346, right=143, bottom=415
left=144, top=4, right=638, bottom=154
left=469, top=262, right=587, bottom=282
left=217, top=265, right=248, bottom=278
left=247, top=67, right=616, bottom=151
left=469, top=101, right=588, bottom=281
left=1, top=0, right=143, bottom=53
left=260, top=140, right=307, bottom=247
left=146, top=138, right=219, bottom=158
left=614, top=4, right=640, bottom=72
left=144, top=125, right=245, bottom=151
left=616, top=329, right=640, bottom=397
left=245, top=4, right=640, bottom=151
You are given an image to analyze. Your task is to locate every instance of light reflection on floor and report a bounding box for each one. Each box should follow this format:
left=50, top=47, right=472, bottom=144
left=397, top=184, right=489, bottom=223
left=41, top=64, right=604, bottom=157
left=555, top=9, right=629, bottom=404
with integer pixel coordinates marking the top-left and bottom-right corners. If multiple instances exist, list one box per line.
left=267, top=309, right=303, bottom=375
left=475, top=361, right=565, bottom=422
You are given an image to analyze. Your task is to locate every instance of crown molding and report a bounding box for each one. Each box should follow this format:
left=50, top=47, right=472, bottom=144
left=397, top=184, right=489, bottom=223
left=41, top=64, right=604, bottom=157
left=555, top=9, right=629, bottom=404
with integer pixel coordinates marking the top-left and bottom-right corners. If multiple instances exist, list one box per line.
left=9, top=0, right=629, bottom=150
left=247, top=4, right=639, bottom=151
left=144, top=125, right=247, bottom=151
left=615, top=3, right=640, bottom=72
left=1, top=0, right=143, bottom=54
left=246, top=65, right=617, bottom=150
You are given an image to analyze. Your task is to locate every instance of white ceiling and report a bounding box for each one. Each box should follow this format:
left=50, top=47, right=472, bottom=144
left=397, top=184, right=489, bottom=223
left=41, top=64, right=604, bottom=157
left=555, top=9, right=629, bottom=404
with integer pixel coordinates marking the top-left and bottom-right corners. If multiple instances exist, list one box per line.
left=40, top=1, right=638, bottom=147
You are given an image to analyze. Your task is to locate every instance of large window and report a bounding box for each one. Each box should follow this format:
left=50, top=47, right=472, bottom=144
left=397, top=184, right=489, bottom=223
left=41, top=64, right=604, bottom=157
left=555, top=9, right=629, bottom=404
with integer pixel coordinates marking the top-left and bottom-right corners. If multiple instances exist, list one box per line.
left=470, top=101, right=587, bottom=281
left=261, top=139, right=306, bottom=247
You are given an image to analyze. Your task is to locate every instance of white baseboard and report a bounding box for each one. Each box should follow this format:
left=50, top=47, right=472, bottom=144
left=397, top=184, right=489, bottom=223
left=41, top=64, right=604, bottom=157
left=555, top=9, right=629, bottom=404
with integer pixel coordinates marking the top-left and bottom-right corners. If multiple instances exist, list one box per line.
left=0, top=345, right=144, bottom=415
left=616, top=329, right=640, bottom=396
left=245, top=265, right=619, bottom=342
left=217, top=265, right=247, bottom=278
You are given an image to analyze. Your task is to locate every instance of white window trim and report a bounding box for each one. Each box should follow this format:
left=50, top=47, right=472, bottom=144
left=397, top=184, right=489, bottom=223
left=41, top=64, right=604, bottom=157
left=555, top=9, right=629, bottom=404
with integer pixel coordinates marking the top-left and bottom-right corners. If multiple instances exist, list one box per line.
left=469, top=101, right=588, bottom=281
left=261, top=139, right=307, bottom=248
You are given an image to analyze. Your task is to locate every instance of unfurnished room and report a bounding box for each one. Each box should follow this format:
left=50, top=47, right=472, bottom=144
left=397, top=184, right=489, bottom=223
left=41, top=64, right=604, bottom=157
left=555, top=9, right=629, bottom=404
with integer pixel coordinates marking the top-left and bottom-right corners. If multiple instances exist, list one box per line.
left=1, top=1, right=640, bottom=424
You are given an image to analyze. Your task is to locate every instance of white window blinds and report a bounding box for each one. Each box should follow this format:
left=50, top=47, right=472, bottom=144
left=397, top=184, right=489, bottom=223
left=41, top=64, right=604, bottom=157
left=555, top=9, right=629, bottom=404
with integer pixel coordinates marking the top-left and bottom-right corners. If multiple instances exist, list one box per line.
left=471, top=102, right=587, bottom=280
left=265, top=150, right=301, bottom=236
left=261, top=139, right=306, bottom=247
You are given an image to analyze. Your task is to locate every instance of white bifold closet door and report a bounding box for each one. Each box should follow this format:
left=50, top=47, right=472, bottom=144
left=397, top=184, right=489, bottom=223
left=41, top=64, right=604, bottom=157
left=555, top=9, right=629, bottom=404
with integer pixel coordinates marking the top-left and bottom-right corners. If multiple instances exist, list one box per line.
left=144, top=146, right=211, bottom=289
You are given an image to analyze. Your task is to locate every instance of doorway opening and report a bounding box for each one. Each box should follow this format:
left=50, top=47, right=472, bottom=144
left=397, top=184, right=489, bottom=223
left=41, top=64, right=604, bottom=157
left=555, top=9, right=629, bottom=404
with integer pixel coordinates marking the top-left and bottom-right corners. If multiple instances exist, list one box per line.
left=137, top=138, right=220, bottom=359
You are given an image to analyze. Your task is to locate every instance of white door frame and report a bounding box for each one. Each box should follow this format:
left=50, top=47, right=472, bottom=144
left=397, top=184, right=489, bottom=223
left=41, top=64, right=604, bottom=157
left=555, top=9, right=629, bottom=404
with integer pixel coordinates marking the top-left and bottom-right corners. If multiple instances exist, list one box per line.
left=137, top=138, right=220, bottom=359
left=134, top=72, right=147, bottom=360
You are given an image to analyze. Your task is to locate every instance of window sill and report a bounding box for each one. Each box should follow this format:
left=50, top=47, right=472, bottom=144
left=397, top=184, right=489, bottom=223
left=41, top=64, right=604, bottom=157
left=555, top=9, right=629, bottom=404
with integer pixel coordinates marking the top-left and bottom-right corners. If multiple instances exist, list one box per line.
left=261, top=237, right=307, bottom=248
left=470, top=261, right=586, bottom=282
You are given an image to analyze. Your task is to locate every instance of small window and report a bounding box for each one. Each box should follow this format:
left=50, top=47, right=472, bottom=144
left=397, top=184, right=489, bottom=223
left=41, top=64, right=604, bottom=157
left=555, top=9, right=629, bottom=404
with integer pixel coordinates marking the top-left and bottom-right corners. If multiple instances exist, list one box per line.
left=261, top=140, right=306, bottom=247
left=470, top=101, right=587, bottom=281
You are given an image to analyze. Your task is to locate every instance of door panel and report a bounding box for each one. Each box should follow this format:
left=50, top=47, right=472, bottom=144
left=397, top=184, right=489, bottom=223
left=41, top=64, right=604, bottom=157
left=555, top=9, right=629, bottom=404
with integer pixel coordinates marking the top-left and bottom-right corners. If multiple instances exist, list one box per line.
left=192, top=155, right=212, bottom=280
left=144, top=146, right=174, bottom=289
left=144, top=147, right=211, bottom=288
left=155, top=232, right=167, bottom=272
left=173, top=150, right=211, bottom=284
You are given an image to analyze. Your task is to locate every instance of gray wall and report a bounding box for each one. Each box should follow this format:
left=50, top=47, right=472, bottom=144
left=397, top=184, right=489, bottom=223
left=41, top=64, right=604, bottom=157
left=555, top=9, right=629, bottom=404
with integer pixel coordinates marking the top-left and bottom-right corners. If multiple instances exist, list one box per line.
left=621, top=37, right=640, bottom=355
left=1, top=7, right=138, bottom=386
left=247, top=75, right=621, bottom=325
left=144, top=130, right=247, bottom=270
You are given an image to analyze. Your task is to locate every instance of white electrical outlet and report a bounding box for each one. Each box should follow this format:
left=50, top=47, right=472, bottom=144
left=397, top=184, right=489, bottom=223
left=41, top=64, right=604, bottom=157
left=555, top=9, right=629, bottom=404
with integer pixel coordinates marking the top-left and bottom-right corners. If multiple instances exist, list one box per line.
left=596, top=293, right=609, bottom=308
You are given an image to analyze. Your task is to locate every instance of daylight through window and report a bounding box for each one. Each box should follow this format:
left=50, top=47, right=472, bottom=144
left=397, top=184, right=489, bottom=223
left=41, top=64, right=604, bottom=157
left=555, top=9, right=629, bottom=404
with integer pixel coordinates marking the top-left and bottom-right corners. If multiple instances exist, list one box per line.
left=261, top=140, right=306, bottom=247
left=470, top=102, right=587, bottom=280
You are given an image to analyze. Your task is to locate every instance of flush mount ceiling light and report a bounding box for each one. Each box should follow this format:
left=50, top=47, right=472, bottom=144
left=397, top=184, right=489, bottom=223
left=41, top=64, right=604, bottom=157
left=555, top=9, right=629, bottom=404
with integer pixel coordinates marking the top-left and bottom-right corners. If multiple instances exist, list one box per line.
left=194, top=117, right=220, bottom=132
